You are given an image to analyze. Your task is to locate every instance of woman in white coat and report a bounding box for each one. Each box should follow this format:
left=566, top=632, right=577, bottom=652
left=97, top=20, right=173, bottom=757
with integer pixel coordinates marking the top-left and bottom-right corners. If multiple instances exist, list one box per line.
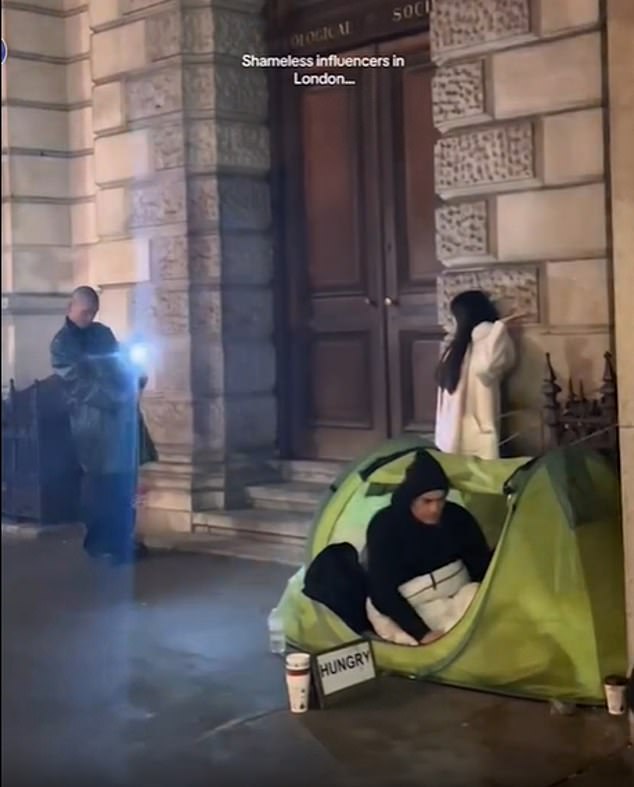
left=435, top=290, right=522, bottom=460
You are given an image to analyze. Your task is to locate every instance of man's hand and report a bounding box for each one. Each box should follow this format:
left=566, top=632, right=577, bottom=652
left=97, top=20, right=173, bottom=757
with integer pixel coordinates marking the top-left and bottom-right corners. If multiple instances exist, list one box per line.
left=420, top=630, right=444, bottom=645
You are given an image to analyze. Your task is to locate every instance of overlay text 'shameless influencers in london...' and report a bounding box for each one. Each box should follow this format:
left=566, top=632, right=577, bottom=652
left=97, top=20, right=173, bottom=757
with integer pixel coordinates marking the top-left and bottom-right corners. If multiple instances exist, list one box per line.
left=240, top=53, right=404, bottom=87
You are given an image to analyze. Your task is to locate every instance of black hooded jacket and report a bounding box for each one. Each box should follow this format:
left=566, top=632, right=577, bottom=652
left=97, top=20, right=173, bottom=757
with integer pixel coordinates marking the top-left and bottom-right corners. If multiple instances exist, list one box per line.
left=366, top=451, right=492, bottom=642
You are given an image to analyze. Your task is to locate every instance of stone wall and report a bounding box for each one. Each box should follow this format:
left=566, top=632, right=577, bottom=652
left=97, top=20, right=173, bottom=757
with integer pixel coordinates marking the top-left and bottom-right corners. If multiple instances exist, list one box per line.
left=1, top=0, right=93, bottom=390
left=431, top=0, right=610, bottom=455
left=84, top=0, right=274, bottom=531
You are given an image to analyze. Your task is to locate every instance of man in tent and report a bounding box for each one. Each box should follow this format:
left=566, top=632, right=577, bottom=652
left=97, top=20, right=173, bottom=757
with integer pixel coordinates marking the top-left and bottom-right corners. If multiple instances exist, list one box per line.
left=365, top=450, right=492, bottom=646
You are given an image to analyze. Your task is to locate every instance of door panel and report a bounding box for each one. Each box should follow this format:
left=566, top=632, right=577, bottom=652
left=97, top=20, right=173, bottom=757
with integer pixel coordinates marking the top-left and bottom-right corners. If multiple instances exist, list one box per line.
left=302, top=89, right=362, bottom=291
left=288, top=49, right=388, bottom=459
left=379, top=34, right=443, bottom=437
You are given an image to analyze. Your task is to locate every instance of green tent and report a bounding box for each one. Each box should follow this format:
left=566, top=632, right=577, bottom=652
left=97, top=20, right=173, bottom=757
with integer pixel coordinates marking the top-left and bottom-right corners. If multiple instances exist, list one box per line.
left=277, top=437, right=627, bottom=704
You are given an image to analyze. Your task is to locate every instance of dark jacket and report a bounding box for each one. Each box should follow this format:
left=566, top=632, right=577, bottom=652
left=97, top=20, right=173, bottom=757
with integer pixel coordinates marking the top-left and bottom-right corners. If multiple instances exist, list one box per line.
left=366, top=501, right=492, bottom=642
left=50, top=319, right=140, bottom=475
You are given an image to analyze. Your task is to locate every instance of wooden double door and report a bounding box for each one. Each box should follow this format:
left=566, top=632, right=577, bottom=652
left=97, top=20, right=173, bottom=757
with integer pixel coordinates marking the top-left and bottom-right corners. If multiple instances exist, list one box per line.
left=280, top=34, right=442, bottom=460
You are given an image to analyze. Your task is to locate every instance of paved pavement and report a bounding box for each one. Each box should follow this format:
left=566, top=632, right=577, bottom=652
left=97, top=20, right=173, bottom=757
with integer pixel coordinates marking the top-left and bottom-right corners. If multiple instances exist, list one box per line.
left=1, top=530, right=631, bottom=787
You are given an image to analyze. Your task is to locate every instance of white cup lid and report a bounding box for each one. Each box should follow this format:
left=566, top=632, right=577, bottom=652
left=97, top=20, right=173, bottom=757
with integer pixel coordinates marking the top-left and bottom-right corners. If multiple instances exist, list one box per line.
left=286, top=653, right=310, bottom=670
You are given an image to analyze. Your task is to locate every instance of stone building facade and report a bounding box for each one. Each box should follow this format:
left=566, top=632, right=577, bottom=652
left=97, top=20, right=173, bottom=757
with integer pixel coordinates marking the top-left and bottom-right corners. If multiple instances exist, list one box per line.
left=1, top=1, right=632, bottom=651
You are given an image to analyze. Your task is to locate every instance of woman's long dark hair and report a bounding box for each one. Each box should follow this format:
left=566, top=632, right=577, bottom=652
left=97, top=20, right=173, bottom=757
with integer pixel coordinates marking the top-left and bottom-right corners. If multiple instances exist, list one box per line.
left=436, top=290, right=499, bottom=394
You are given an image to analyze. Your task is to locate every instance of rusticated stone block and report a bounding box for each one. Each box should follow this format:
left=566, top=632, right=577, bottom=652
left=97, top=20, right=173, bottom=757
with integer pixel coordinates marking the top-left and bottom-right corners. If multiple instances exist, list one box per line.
left=153, top=335, right=192, bottom=394
left=187, top=122, right=217, bottom=173
left=432, top=61, right=490, bottom=130
left=183, top=8, right=214, bottom=53
left=150, top=235, right=188, bottom=282
left=214, top=9, right=265, bottom=58
left=183, top=66, right=215, bottom=112
left=190, top=338, right=225, bottom=396
left=189, top=287, right=223, bottom=334
left=435, top=122, right=535, bottom=195
left=214, top=66, right=268, bottom=121
left=222, top=288, right=274, bottom=339
left=218, top=176, right=271, bottom=231
left=431, top=0, right=531, bottom=59
left=147, top=10, right=181, bottom=61
left=187, top=177, right=220, bottom=230
left=141, top=396, right=194, bottom=446
left=435, top=201, right=490, bottom=264
left=126, top=68, right=182, bottom=121
left=189, top=235, right=222, bottom=283
left=220, top=233, right=273, bottom=286
left=128, top=178, right=187, bottom=229
left=132, top=284, right=190, bottom=336
left=218, top=123, right=270, bottom=172
left=495, top=183, right=606, bottom=260
left=153, top=124, right=185, bottom=170
left=492, top=33, right=602, bottom=119
left=226, top=394, right=277, bottom=451
left=437, top=266, right=539, bottom=327
left=223, top=339, right=276, bottom=394
left=186, top=122, right=271, bottom=173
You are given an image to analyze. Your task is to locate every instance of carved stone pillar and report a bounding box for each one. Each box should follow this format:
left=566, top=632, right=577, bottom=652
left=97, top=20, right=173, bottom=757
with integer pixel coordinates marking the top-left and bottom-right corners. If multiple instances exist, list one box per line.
left=88, top=0, right=274, bottom=532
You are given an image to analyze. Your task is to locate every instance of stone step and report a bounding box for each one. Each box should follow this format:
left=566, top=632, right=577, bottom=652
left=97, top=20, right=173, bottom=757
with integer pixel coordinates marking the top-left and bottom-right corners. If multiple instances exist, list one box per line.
left=276, top=459, right=346, bottom=486
left=245, top=481, right=328, bottom=513
left=191, top=508, right=314, bottom=541
left=143, top=529, right=305, bottom=567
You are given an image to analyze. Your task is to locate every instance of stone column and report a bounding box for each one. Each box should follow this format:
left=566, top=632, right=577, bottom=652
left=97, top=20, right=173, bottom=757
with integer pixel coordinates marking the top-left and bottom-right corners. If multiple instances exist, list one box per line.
left=606, top=0, right=634, bottom=736
left=431, top=0, right=610, bottom=455
left=1, top=0, right=94, bottom=391
left=88, top=0, right=274, bottom=532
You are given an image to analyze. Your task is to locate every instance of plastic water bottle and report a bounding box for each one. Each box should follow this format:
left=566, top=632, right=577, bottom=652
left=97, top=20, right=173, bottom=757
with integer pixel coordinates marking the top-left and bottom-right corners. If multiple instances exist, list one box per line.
left=268, top=607, right=286, bottom=655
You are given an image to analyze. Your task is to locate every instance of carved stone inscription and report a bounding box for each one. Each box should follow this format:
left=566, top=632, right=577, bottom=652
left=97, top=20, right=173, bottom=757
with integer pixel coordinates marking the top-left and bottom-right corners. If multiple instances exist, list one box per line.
left=437, top=266, right=539, bottom=326
left=435, top=123, right=534, bottom=193
left=435, top=200, right=490, bottom=263
left=431, top=0, right=531, bottom=56
left=432, top=61, right=488, bottom=128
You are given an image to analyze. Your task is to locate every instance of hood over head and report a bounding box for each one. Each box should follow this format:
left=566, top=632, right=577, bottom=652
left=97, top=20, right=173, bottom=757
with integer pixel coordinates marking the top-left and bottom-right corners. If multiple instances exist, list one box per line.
left=391, top=450, right=450, bottom=510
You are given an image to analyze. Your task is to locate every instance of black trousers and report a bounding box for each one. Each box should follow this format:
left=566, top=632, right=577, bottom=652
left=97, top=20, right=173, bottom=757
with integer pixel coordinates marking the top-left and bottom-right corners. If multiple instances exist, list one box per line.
left=81, top=472, right=136, bottom=559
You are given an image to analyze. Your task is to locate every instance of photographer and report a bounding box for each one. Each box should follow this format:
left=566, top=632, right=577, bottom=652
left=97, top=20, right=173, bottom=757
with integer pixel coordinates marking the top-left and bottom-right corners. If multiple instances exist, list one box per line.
left=50, top=286, right=150, bottom=565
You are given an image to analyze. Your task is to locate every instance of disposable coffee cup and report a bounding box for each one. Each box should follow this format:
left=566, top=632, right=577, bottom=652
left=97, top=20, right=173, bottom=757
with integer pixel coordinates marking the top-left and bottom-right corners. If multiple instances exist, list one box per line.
left=604, top=675, right=627, bottom=715
left=285, top=653, right=311, bottom=714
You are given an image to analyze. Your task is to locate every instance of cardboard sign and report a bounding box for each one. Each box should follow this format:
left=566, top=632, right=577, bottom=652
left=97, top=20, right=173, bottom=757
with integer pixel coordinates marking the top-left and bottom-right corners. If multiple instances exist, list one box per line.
left=312, top=639, right=377, bottom=707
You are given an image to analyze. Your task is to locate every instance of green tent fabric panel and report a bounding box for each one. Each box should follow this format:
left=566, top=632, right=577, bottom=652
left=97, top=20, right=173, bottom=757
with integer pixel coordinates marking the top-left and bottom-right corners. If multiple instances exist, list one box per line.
left=437, top=468, right=599, bottom=702
left=369, top=450, right=530, bottom=496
